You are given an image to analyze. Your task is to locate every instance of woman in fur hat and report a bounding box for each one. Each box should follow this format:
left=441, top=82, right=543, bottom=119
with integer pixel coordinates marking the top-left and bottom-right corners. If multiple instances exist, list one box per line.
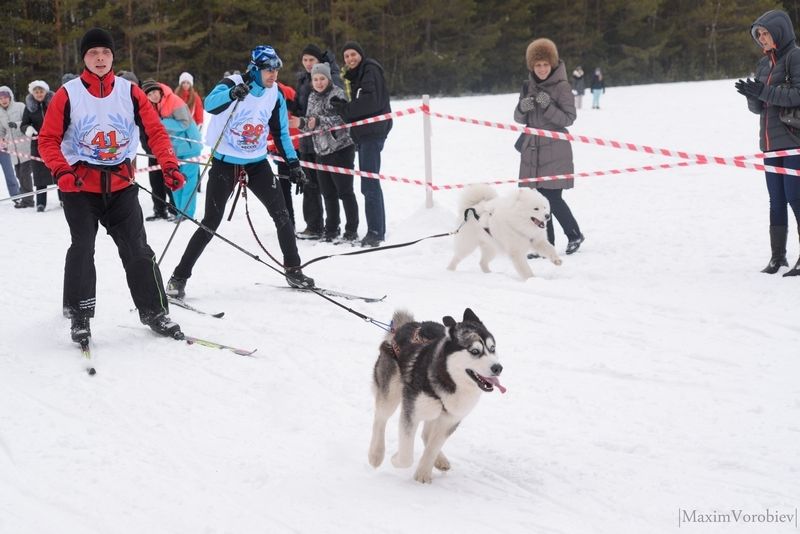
left=514, top=38, right=585, bottom=254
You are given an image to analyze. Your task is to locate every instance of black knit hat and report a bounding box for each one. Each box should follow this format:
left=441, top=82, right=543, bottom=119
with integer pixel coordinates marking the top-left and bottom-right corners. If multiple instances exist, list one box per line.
left=301, top=44, right=324, bottom=61
left=341, top=41, right=365, bottom=58
left=80, top=28, right=115, bottom=58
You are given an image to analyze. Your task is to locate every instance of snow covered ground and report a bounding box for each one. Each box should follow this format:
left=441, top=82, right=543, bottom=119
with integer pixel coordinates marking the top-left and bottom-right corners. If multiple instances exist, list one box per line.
left=1, top=79, right=798, bottom=534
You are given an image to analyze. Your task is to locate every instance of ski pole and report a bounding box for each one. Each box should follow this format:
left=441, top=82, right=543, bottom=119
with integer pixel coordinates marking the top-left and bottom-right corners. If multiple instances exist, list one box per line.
left=0, top=184, right=60, bottom=204
left=157, top=98, right=241, bottom=266
left=135, top=180, right=380, bottom=324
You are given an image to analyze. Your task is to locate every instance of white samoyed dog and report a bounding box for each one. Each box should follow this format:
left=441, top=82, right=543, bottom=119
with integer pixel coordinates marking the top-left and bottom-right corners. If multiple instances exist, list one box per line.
left=447, top=184, right=561, bottom=279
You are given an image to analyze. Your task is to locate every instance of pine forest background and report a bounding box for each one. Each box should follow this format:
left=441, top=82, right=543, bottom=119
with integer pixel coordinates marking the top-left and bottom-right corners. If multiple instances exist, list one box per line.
left=0, top=0, right=796, bottom=98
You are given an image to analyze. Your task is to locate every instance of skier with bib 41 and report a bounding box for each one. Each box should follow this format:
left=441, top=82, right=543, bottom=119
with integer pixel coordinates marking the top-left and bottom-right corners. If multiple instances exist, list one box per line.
left=38, top=27, right=187, bottom=343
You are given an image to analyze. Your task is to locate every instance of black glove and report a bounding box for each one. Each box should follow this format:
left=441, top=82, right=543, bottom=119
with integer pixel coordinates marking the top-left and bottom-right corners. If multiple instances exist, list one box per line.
left=287, top=160, right=307, bottom=195
left=7, top=121, right=17, bottom=129
left=229, top=83, right=250, bottom=101
left=736, top=78, right=764, bottom=99
left=329, top=95, right=348, bottom=116
left=518, top=96, right=536, bottom=113
left=535, top=91, right=551, bottom=108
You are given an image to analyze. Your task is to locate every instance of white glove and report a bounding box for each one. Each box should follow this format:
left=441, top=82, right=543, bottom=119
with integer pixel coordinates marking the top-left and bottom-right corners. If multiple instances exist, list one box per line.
left=25, top=126, right=37, bottom=138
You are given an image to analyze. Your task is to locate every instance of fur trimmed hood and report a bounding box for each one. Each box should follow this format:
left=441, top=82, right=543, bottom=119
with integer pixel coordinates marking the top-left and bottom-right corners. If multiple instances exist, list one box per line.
left=526, top=38, right=558, bottom=71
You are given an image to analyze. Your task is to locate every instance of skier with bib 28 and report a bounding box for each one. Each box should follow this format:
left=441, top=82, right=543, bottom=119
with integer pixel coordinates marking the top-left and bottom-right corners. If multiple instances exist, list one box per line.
left=166, top=45, right=314, bottom=300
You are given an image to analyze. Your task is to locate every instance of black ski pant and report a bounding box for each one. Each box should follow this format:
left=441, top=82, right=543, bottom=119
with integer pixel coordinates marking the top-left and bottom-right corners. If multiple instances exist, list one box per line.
left=275, top=159, right=296, bottom=226
left=538, top=188, right=581, bottom=245
left=299, top=152, right=324, bottom=232
left=173, top=158, right=300, bottom=280
left=61, top=185, right=169, bottom=322
left=32, top=159, right=56, bottom=208
left=15, top=161, right=34, bottom=207
left=148, top=157, right=175, bottom=216
left=317, top=145, right=358, bottom=234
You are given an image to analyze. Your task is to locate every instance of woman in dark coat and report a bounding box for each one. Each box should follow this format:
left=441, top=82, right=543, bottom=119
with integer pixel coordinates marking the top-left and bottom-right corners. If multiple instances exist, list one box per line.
left=737, top=9, right=800, bottom=276
left=20, top=80, right=56, bottom=211
left=514, top=38, right=584, bottom=254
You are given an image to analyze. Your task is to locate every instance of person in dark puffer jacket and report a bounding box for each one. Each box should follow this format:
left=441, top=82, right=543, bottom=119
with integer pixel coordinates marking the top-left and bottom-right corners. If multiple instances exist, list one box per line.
left=737, top=9, right=800, bottom=276
left=20, top=80, right=57, bottom=211
left=331, top=41, right=392, bottom=248
left=294, top=44, right=345, bottom=239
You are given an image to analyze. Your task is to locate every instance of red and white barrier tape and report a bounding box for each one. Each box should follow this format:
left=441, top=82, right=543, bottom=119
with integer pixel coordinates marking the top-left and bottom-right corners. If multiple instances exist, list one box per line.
left=424, top=108, right=800, bottom=167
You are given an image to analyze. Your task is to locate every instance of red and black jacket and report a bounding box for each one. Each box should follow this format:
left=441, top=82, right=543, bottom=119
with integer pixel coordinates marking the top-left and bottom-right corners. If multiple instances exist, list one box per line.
left=38, top=68, right=179, bottom=193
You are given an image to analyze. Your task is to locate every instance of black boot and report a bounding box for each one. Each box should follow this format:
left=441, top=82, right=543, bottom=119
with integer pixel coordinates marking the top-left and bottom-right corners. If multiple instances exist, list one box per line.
left=784, top=225, right=800, bottom=277
left=143, top=312, right=183, bottom=339
left=285, top=267, right=315, bottom=289
left=762, top=225, right=788, bottom=274
left=166, top=275, right=187, bottom=299
left=70, top=316, right=91, bottom=343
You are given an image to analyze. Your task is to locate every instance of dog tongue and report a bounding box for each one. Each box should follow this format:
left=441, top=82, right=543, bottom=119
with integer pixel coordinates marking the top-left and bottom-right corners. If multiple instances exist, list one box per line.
left=485, top=376, right=507, bottom=394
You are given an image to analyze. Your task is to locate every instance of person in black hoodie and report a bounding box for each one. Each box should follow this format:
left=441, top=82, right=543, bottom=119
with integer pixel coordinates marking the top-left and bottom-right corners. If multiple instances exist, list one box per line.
left=331, top=41, right=392, bottom=247
left=737, top=9, right=800, bottom=276
left=294, top=44, right=344, bottom=239
left=20, top=80, right=57, bottom=211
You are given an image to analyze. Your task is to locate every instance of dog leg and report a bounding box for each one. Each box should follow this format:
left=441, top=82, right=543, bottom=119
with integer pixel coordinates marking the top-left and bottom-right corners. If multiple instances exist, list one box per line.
left=422, top=420, right=451, bottom=471
left=414, top=418, right=458, bottom=484
left=447, top=234, right=478, bottom=272
left=510, top=250, right=535, bottom=279
left=478, top=243, right=496, bottom=273
left=368, top=375, right=402, bottom=468
left=531, top=238, right=562, bottom=266
left=391, top=404, right=420, bottom=469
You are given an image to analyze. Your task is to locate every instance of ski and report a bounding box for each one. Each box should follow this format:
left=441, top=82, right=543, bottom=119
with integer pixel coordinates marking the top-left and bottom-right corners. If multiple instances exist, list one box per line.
left=168, top=296, right=225, bottom=318
left=274, top=285, right=387, bottom=303
left=78, top=339, right=96, bottom=375
left=184, top=335, right=257, bottom=357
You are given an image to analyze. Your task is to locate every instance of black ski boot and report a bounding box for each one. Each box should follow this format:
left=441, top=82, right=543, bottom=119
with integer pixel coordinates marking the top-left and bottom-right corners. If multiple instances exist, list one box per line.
left=70, top=316, right=91, bottom=343
left=144, top=313, right=184, bottom=339
left=762, top=225, right=788, bottom=274
left=286, top=267, right=315, bottom=289
left=166, top=275, right=187, bottom=299
left=565, top=232, right=585, bottom=255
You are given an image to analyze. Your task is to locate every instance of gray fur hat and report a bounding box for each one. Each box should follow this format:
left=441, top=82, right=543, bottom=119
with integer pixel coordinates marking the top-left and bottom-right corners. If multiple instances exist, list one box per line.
left=526, top=38, right=559, bottom=71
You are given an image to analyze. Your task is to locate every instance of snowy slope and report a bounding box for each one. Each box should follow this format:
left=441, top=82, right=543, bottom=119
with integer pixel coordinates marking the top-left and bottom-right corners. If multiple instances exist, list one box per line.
left=1, top=79, right=798, bottom=534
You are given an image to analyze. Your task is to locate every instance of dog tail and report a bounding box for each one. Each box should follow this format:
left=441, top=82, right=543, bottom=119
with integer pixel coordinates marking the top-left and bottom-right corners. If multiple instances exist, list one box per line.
left=459, top=184, right=497, bottom=219
left=388, top=309, right=414, bottom=338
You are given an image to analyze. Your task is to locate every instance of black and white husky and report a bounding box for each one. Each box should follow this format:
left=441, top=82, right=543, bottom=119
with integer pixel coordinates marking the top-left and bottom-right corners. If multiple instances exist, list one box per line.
left=368, top=308, right=505, bottom=484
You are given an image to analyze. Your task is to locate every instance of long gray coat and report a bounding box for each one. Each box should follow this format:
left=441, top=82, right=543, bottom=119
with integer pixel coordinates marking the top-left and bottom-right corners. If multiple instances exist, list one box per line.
left=0, top=86, right=31, bottom=165
left=514, top=61, right=577, bottom=189
left=747, top=10, right=800, bottom=152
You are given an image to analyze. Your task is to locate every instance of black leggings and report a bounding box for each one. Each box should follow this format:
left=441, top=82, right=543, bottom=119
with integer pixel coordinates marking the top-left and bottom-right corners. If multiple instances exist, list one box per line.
left=538, top=188, right=581, bottom=245
left=173, top=158, right=300, bottom=279
left=317, top=145, right=358, bottom=234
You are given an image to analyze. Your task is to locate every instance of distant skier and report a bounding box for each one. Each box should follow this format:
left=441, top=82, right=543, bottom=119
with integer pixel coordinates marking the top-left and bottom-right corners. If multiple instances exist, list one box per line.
left=38, top=27, right=187, bottom=343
